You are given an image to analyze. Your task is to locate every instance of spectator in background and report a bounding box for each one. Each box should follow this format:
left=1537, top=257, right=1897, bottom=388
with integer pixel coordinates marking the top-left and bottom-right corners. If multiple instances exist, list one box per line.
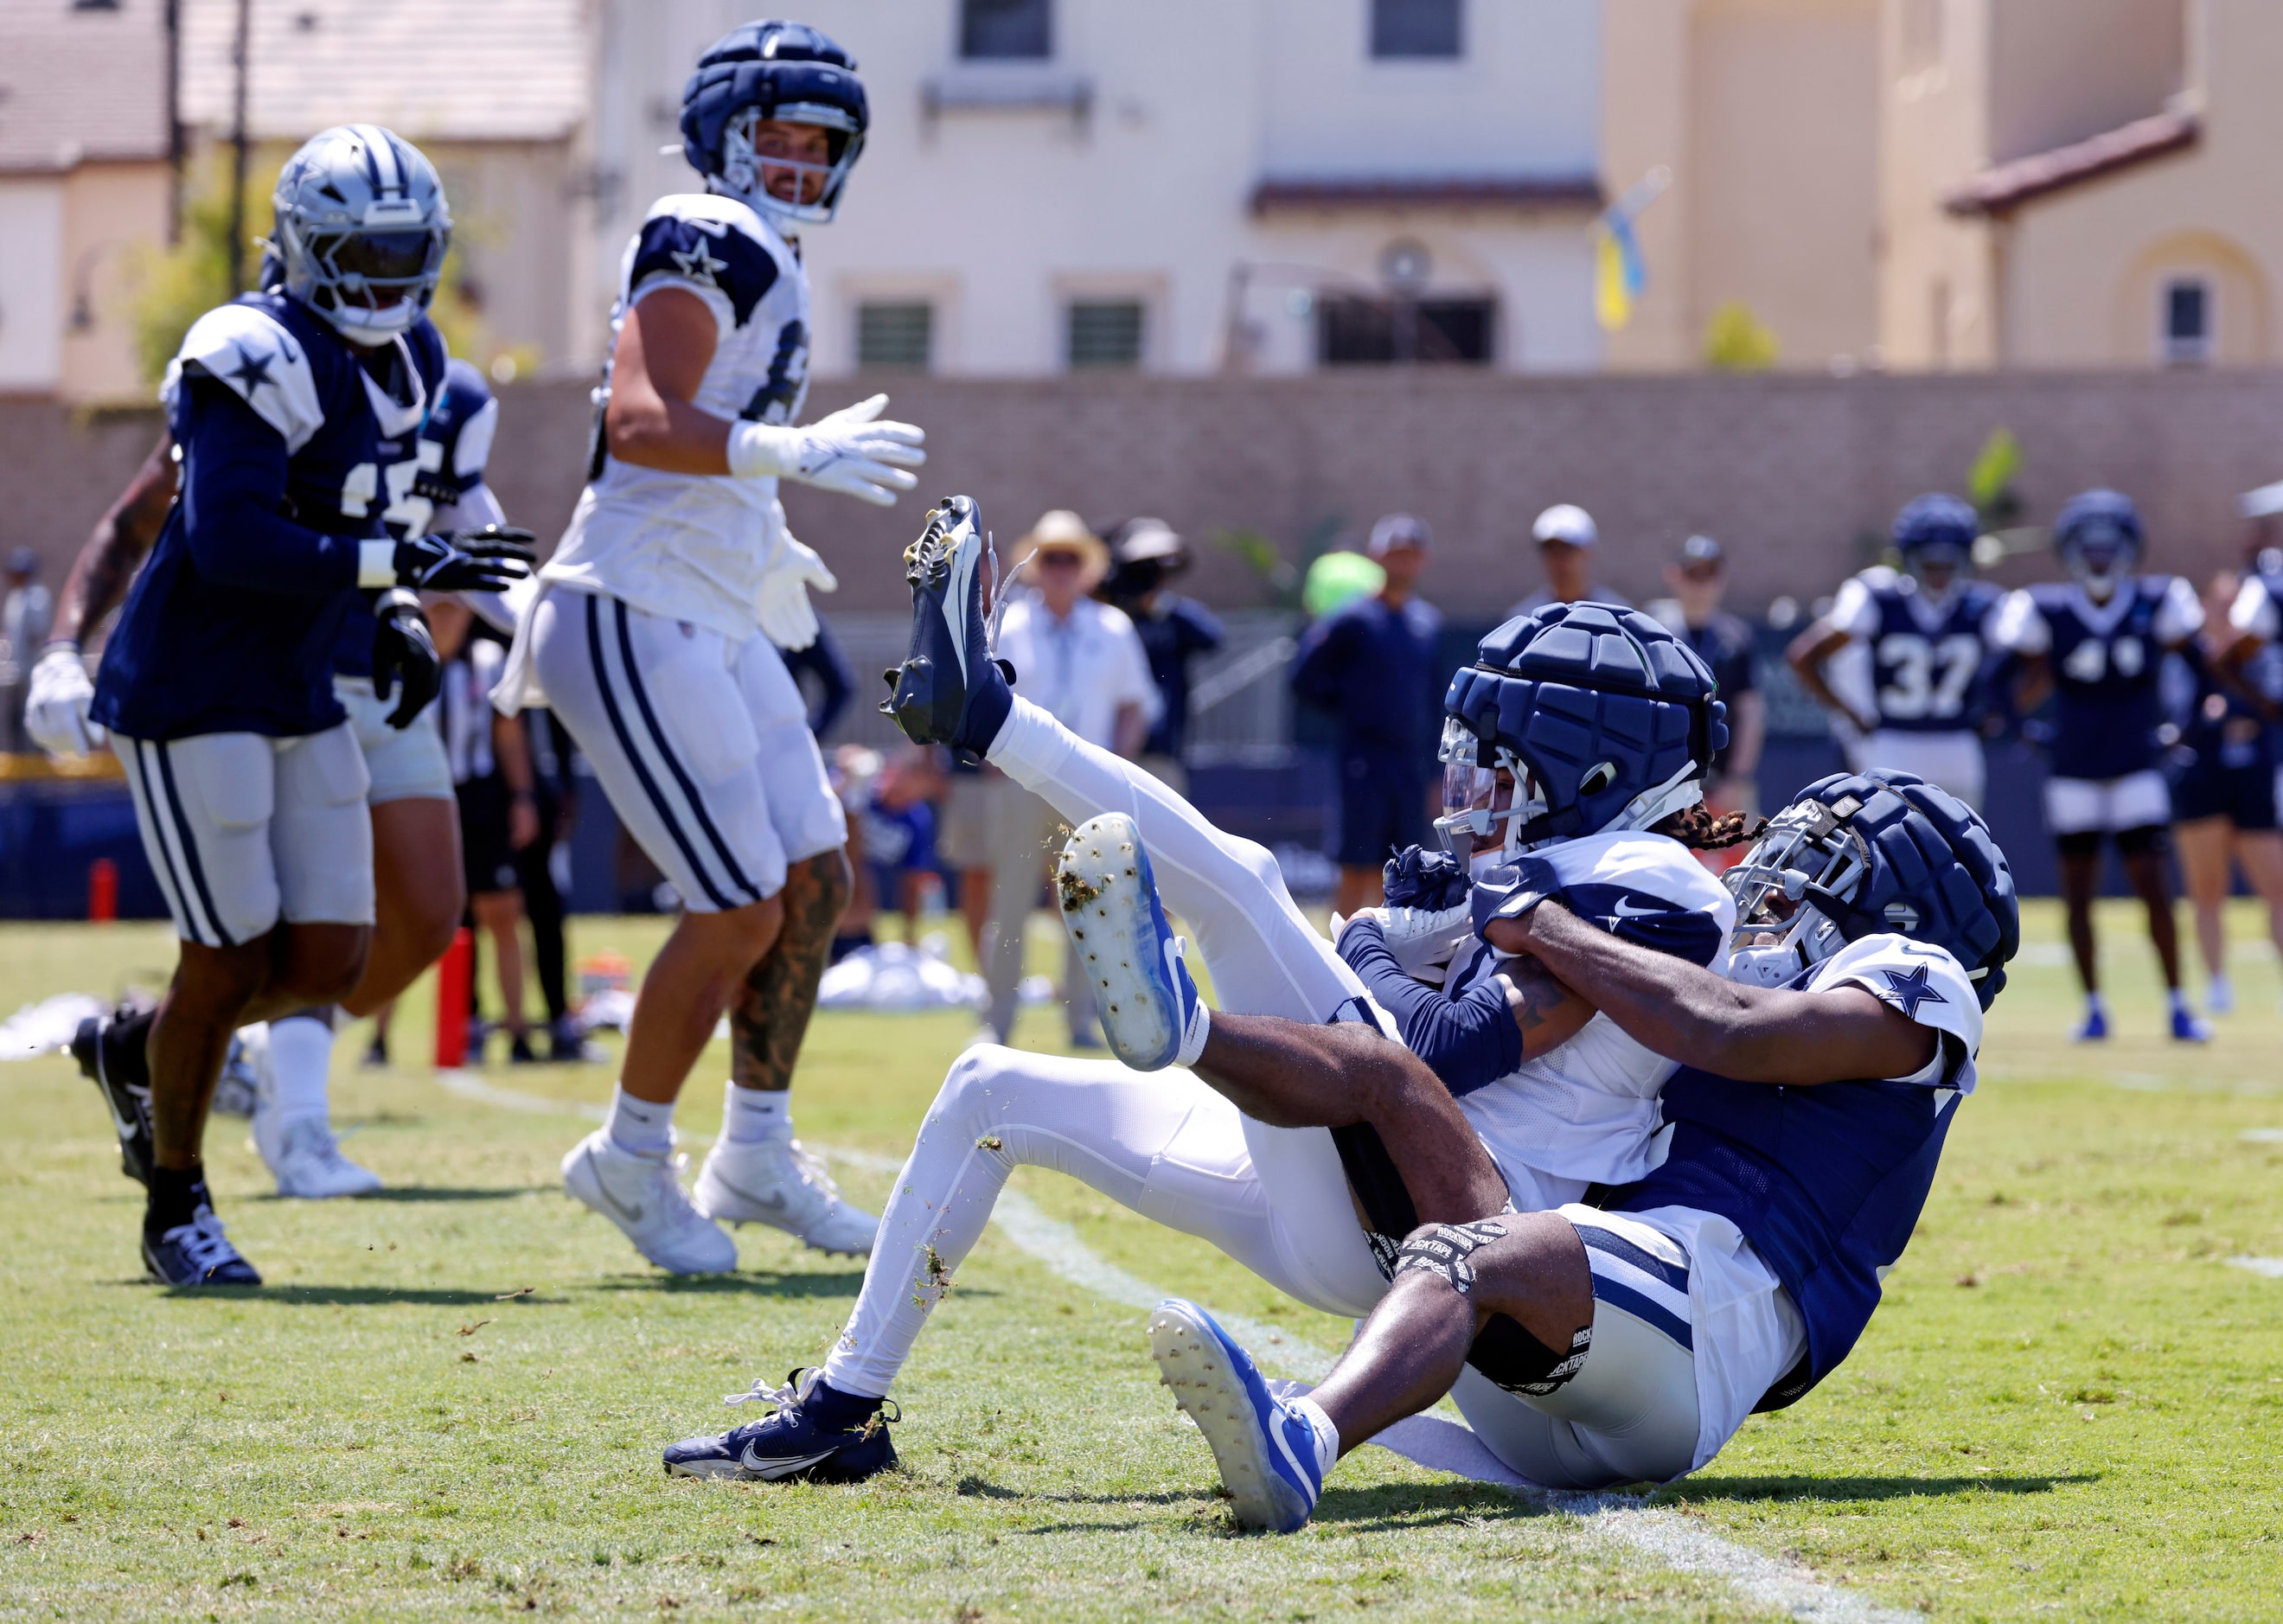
left=515, top=707, right=603, bottom=1062
left=985, top=510, right=1160, bottom=1045
left=1510, top=503, right=1629, bottom=618
left=1661, top=535, right=1764, bottom=867
left=431, top=600, right=541, bottom=1064
left=1101, top=516, right=1223, bottom=793
left=1292, top=513, right=1441, bottom=918
left=832, top=744, right=948, bottom=953
left=0, top=548, right=52, bottom=752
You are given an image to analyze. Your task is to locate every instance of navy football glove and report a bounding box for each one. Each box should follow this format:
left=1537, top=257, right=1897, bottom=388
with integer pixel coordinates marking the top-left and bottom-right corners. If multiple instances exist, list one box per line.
left=371, top=590, right=441, bottom=729
left=1382, top=845, right=1470, bottom=912
left=393, top=525, right=537, bottom=592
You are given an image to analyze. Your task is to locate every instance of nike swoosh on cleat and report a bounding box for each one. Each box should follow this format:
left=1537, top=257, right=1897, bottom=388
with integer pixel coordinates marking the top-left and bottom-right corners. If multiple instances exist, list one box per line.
left=709, top=1173, right=792, bottom=1215
left=942, top=536, right=974, bottom=685
left=583, top=1149, right=646, bottom=1224
left=739, top=1445, right=836, bottom=1475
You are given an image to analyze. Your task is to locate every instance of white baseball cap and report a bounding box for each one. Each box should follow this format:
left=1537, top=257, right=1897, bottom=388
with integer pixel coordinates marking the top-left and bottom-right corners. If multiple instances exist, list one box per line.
left=1532, top=503, right=1597, bottom=547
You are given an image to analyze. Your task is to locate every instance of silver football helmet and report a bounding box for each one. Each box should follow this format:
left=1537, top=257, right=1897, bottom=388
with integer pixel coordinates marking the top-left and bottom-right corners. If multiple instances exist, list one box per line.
left=268, top=125, right=451, bottom=345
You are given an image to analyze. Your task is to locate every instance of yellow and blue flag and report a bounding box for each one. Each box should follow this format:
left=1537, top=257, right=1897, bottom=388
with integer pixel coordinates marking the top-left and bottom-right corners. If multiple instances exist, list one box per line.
left=1594, top=168, right=1671, bottom=332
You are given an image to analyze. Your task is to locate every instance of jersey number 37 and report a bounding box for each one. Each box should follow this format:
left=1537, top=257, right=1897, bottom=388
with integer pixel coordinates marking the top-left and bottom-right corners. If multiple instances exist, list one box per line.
left=1877, top=632, right=1980, bottom=720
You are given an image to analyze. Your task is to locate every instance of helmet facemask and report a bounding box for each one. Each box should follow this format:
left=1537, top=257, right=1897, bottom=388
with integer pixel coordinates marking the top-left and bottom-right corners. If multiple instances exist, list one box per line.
left=715, top=104, right=863, bottom=227
left=1723, top=799, right=1870, bottom=987
left=1436, top=718, right=1538, bottom=872
left=1902, top=540, right=1972, bottom=599
left=2060, top=517, right=2140, bottom=602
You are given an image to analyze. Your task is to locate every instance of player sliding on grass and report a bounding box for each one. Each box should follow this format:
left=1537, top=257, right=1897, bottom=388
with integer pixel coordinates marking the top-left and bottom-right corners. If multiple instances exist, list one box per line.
left=1150, top=770, right=2017, bottom=1530
left=496, top=22, right=922, bottom=1273
left=656, top=495, right=1754, bottom=1482
left=61, top=127, right=532, bottom=1285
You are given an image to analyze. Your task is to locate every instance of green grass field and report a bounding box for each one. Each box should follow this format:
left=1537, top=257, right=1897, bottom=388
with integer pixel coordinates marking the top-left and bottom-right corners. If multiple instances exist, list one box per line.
left=3, top=900, right=2281, bottom=1621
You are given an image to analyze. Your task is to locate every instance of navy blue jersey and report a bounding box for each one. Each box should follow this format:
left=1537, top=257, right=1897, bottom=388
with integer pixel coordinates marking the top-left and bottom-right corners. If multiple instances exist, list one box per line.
left=1291, top=594, right=1444, bottom=766
left=93, top=296, right=444, bottom=740
left=329, top=353, right=483, bottom=681
left=1830, top=570, right=2002, bottom=734
left=1132, top=593, right=1225, bottom=758
left=1997, top=577, right=2200, bottom=779
left=1613, top=935, right=1982, bottom=1410
left=1678, top=610, right=1756, bottom=775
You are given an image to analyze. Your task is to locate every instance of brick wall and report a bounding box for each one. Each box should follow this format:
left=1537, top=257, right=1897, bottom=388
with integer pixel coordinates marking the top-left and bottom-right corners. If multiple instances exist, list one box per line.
left=10, top=367, right=2281, bottom=617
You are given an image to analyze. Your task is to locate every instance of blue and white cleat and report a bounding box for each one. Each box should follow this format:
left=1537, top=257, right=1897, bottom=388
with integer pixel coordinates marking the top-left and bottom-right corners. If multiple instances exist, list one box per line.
left=882, top=495, right=1014, bottom=758
left=2072, top=1003, right=2108, bottom=1043
left=1056, top=814, right=1207, bottom=1071
left=1148, top=1298, right=1321, bottom=1533
left=2170, top=1003, right=2211, bottom=1044
left=143, top=1201, right=262, bottom=1288
left=662, top=1369, right=898, bottom=1483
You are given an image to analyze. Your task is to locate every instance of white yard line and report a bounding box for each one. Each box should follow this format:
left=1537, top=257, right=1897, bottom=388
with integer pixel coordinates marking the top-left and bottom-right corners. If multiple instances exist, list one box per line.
left=438, top=1071, right=1917, bottom=1623
left=2226, top=1256, right=2283, bottom=1278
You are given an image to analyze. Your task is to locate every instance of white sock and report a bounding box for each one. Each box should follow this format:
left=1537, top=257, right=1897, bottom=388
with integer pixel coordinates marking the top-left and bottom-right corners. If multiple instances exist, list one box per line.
left=1291, top=1394, right=1339, bottom=1477
left=1174, top=986, right=1212, bottom=1070
left=720, top=1083, right=789, bottom=1146
left=2167, top=988, right=2191, bottom=1015
left=605, top=1085, right=675, bottom=1159
left=2209, top=972, right=2233, bottom=1005
left=2086, top=991, right=2108, bottom=1019
left=265, top=1013, right=336, bottom=1124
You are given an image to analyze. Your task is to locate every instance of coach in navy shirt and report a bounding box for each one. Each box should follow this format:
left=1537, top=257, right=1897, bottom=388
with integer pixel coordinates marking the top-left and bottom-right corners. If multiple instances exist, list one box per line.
left=1291, top=514, right=1442, bottom=918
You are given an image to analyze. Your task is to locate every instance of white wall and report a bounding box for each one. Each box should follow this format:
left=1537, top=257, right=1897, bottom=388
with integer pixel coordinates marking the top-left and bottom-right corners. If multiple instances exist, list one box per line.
left=0, top=181, right=65, bottom=392
left=589, top=0, right=1603, bottom=377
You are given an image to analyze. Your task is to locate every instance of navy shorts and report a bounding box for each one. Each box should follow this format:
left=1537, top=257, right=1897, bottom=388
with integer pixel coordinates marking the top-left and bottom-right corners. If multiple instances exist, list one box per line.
left=2171, top=751, right=2279, bottom=832
left=1335, top=753, right=1428, bottom=869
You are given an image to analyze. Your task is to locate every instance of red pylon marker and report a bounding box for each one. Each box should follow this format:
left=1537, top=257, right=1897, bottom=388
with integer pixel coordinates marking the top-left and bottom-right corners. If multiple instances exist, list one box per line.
left=434, top=926, right=473, bottom=1070
left=87, top=858, right=118, bottom=924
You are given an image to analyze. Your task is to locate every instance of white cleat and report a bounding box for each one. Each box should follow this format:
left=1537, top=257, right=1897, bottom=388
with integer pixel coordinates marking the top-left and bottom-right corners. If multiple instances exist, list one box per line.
left=1055, top=813, right=1207, bottom=1071
left=561, top=1129, right=739, bottom=1275
left=694, top=1133, right=879, bottom=1256
left=264, top=1116, right=383, bottom=1199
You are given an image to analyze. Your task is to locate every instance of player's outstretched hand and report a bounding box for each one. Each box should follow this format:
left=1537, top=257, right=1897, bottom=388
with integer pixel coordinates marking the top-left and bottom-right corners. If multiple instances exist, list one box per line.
left=25, top=644, right=105, bottom=757
left=756, top=537, right=839, bottom=651
left=727, top=393, right=926, bottom=508
left=393, top=525, right=538, bottom=592
left=371, top=591, right=442, bottom=729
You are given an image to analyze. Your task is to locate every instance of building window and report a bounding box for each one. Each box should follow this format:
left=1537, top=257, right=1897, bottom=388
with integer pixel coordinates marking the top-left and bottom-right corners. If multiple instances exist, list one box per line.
left=1318, top=297, right=1494, bottom=365
left=1067, top=300, right=1145, bottom=369
left=962, top=0, right=1051, bottom=60
left=857, top=301, right=934, bottom=370
left=1372, top=0, right=1462, bottom=60
left=2163, top=277, right=2211, bottom=365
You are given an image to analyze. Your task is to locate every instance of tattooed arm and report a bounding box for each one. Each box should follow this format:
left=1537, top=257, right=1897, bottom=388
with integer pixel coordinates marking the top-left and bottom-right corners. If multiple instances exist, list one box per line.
left=54, top=432, right=178, bottom=646
left=729, top=847, right=855, bottom=1091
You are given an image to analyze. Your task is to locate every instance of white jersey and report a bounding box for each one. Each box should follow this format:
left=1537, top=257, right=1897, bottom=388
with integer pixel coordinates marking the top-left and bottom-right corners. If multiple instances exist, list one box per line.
left=543, top=192, right=810, bottom=638
left=1450, top=830, right=1738, bottom=1192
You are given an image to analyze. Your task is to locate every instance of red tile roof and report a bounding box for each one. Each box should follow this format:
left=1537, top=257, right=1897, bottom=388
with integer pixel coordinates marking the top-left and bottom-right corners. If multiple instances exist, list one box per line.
left=1943, top=109, right=2199, bottom=217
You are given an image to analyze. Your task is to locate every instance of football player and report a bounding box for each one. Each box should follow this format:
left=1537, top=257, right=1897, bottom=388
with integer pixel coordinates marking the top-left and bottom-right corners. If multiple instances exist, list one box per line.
left=495, top=22, right=923, bottom=1272
left=34, top=350, right=515, bottom=1201
left=1151, top=770, right=2018, bottom=1530
left=51, top=127, right=529, bottom=1284
left=1991, top=489, right=2206, bottom=1041
left=652, top=494, right=1749, bottom=1484
left=1787, top=494, right=2004, bottom=809
left=2200, top=552, right=2283, bottom=1011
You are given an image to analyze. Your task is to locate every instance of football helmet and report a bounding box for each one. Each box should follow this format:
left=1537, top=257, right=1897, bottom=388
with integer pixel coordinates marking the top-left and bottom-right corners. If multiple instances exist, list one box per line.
left=269, top=125, right=451, bottom=345
left=2053, top=488, right=2144, bottom=600
left=1892, top=492, right=1979, bottom=591
left=680, top=21, right=868, bottom=229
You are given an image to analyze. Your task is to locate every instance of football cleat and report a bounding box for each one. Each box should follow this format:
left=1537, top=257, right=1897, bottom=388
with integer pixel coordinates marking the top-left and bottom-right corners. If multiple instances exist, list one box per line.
left=2170, top=1004, right=2211, bottom=1044
left=1055, top=814, right=1207, bottom=1071
left=143, top=1202, right=262, bottom=1288
left=881, top=495, right=1013, bottom=758
left=662, top=1369, right=898, bottom=1483
left=260, top=1116, right=383, bottom=1199
left=2073, top=1004, right=2108, bottom=1043
left=561, top=1128, right=739, bottom=1275
left=693, top=1132, right=879, bottom=1256
left=1148, top=1299, right=1322, bottom=1534
left=211, top=1033, right=259, bottom=1117
left=72, top=1008, right=154, bottom=1188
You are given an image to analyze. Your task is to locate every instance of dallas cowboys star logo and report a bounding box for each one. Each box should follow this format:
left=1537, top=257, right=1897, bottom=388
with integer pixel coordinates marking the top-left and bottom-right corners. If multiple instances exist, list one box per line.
left=1880, top=962, right=1946, bottom=1019
left=227, top=342, right=276, bottom=396
left=670, top=243, right=728, bottom=287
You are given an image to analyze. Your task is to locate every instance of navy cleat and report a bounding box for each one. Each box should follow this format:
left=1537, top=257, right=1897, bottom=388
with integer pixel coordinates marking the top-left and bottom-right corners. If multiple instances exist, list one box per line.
left=662, top=1369, right=898, bottom=1484
left=72, top=1007, right=155, bottom=1188
left=1056, top=814, right=1208, bottom=1071
left=143, top=1201, right=262, bottom=1288
left=2170, top=1002, right=2211, bottom=1044
left=1148, top=1299, right=1323, bottom=1533
left=882, top=495, right=1014, bottom=757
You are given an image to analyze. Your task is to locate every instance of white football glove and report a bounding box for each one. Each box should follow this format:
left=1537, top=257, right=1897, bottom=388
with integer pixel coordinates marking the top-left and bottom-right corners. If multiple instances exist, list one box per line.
left=26, top=644, right=104, bottom=758
left=1340, top=900, right=1476, bottom=985
left=755, top=537, right=839, bottom=652
left=726, top=393, right=926, bottom=508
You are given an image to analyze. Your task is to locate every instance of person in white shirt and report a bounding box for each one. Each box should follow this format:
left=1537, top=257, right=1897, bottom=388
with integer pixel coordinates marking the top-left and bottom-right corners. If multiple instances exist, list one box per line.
left=979, top=509, right=1160, bottom=1044
left=496, top=23, right=924, bottom=1273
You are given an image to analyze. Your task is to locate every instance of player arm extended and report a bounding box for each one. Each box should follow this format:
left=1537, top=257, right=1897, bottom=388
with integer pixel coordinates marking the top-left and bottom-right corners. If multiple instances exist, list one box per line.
left=51, top=432, right=178, bottom=645
left=1483, top=902, right=1934, bottom=1084
left=1337, top=917, right=1596, bottom=1088
left=1783, top=618, right=1875, bottom=733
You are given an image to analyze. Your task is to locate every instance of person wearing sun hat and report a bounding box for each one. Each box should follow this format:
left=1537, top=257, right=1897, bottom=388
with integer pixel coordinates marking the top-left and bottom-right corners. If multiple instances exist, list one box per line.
left=1100, top=516, right=1223, bottom=796
left=977, top=508, right=1161, bottom=1045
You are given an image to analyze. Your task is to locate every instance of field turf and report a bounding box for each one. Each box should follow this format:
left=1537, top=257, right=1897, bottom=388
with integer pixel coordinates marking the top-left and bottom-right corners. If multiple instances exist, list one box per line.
left=2, top=901, right=2280, bottom=1620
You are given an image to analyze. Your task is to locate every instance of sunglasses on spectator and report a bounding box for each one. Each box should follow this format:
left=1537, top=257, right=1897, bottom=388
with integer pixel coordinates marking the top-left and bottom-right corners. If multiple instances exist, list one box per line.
left=1035, top=551, right=1086, bottom=570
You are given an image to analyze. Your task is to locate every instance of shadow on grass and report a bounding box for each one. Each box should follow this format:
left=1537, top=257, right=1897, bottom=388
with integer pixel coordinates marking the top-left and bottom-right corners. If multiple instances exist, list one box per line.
left=141, top=1283, right=572, bottom=1306
left=947, top=1474, right=1535, bottom=1536
left=1663, top=1472, right=2100, bottom=1505
left=332, top=1186, right=553, bottom=1203
left=588, top=1270, right=911, bottom=1299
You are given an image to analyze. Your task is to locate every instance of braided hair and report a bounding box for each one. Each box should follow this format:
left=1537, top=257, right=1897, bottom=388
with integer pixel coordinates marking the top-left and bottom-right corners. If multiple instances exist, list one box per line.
left=1653, top=802, right=1766, bottom=851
